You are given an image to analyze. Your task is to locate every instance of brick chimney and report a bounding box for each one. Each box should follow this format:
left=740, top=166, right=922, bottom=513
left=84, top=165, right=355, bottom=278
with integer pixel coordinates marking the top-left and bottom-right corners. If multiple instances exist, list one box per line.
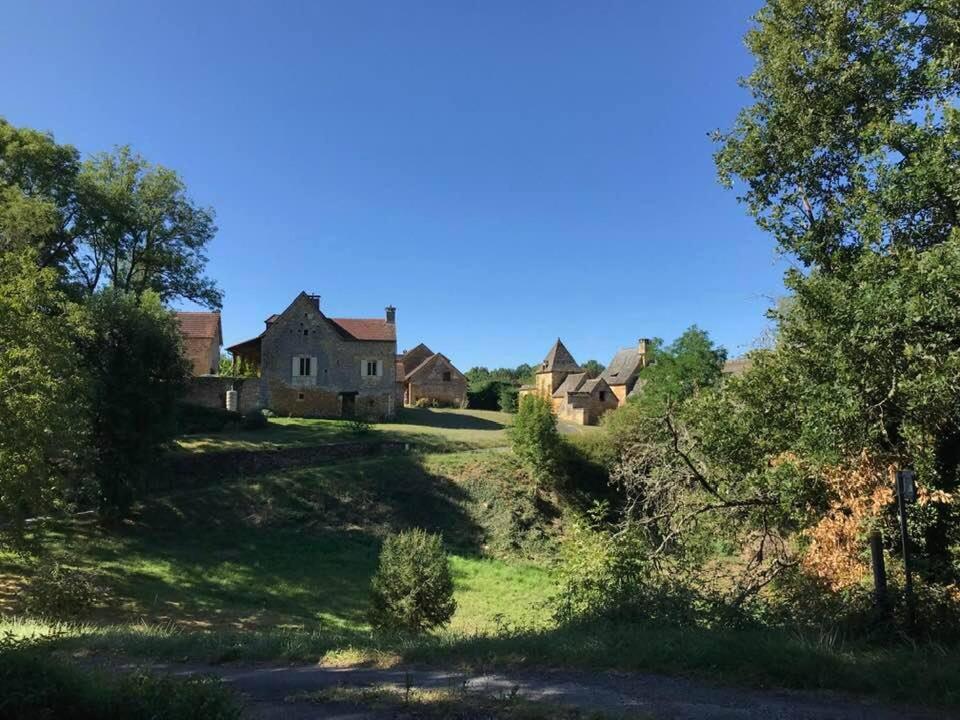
left=385, top=306, right=396, bottom=324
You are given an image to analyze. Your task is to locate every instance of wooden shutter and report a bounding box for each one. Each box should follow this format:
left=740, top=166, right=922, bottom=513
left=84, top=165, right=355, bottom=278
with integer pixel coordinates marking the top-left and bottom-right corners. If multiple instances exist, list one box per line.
left=311, top=357, right=318, bottom=377
left=292, top=356, right=299, bottom=377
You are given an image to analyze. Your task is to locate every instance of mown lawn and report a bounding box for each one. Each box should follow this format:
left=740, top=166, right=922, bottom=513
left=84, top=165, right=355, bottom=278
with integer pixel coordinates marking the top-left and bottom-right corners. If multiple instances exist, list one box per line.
left=175, top=407, right=515, bottom=454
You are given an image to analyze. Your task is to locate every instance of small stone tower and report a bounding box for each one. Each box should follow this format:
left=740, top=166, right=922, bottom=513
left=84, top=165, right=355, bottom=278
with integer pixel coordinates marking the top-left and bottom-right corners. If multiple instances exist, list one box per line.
left=534, top=338, right=583, bottom=397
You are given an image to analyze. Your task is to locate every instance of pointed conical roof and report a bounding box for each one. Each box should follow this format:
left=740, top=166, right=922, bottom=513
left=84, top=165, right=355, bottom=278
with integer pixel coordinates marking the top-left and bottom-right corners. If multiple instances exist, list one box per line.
left=539, top=338, right=582, bottom=374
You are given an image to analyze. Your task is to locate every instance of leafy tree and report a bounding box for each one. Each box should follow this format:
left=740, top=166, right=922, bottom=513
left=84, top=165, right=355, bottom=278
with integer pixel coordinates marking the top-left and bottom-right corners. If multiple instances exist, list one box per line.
left=0, top=248, right=89, bottom=541
left=368, top=529, right=456, bottom=633
left=637, top=328, right=726, bottom=411
left=582, top=359, right=605, bottom=379
left=72, top=147, right=222, bottom=308
left=83, top=289, right=190, bottom=516
left=0, top=119, right=81, bottom=268
left=511, top=394, right=563, bottom=486
left=714, top=0, right=960, bottom=271
left=712, top=0, right=960, bottom=585
left=1, top=120, right=222, bottom=309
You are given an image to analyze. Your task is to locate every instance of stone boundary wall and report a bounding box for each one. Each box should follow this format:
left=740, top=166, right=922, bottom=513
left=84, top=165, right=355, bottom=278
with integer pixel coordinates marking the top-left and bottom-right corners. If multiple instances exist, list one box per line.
left=183, top=376, right=262, bottom=414
left=160, top=440, right=410, bottom=490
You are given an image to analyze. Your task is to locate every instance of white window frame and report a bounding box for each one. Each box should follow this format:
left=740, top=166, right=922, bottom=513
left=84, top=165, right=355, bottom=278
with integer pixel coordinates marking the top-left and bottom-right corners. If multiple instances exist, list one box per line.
left=292, top=355, right=317, bottom=385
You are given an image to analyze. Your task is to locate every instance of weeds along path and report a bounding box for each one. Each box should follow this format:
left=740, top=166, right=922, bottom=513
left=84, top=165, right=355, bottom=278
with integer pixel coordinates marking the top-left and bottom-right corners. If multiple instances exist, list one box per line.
left=123, top=661, right=950, bottom=720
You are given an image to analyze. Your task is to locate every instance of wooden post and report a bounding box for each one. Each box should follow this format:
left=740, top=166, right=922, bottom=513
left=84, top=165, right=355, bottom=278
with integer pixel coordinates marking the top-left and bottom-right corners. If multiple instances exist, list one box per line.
left=869, top=530, right=887, bottom=611
left=892, top=465, right=915, bottom=630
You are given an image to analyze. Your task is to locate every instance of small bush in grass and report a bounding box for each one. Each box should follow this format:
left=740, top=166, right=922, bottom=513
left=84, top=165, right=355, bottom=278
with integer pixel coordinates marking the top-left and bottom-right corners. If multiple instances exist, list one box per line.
left=348, top=416, right=372, bottom=435
left=239, top=409, right=269, bottom=431
left=25, top=563, right=101, bottom=621
left=368, top=529, right=456, bottom=634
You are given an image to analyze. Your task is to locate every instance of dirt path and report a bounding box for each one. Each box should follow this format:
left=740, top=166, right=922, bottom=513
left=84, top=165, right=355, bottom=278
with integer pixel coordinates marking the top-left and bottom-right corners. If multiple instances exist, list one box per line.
left=129, top=661, right=953, bottom=719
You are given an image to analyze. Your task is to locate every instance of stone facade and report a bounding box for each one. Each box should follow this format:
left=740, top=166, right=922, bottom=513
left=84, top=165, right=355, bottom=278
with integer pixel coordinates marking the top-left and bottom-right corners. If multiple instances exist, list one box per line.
left=397, top=344, right=468, bottom=407
left=228, top=292, right=398, bottom=420
left=176, top=312, right=222, bottom=376
left=520, top=338, right=648, bottom=425
left=405, top=353, right=467, bottom=407
left=183, top=376, right=262, bottom=414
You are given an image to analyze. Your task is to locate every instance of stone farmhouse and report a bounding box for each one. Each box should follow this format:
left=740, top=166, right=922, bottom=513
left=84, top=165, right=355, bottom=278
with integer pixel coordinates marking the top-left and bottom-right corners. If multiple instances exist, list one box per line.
left=397, top=343, right=468, bottom=407
left=519, top=337, right=652, bottom=425
left=175, top=311, right=222, bottom=376
left=226, top=292, right=398, bottom=419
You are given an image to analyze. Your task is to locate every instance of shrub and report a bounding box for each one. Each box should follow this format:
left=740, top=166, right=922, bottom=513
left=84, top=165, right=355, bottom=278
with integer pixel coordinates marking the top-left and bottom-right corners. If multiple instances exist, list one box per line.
left=414, top=397, right=432, bottom=409
left=467, top=380, right=511, bottom=410
left=498, top=384, right=519, bottom=413
left=511, top=394, right=563, bottom=486
left=368, top=529, right=456, bottom=633
left=239, top=409, right=269, bottom=431
left=178, top=404, right=241, bottom=434
left=347, top=417, right=372, bottom=435
left=25, top=563, right=101, bottom=621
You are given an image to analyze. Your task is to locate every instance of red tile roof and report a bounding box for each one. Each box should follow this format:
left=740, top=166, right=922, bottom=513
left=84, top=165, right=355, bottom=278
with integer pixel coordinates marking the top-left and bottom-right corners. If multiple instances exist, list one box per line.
left=176, top=312, right=222, bottom=342
left=330, top=318, right=396, bottom=342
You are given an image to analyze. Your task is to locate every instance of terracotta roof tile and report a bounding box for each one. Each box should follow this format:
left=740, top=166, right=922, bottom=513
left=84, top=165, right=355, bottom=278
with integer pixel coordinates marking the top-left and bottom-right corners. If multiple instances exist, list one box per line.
left=176, top=312, right=222, bottom=342
left=330, top=318, right=396, bottom=342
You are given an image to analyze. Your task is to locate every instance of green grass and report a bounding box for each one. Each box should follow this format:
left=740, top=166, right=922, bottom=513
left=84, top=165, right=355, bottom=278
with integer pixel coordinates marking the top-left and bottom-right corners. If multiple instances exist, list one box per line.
left=5, top=442, right=959, bottom=709
left=175, top=407, right=515, bottom=455
left=1, top=451, right=559, bottom=633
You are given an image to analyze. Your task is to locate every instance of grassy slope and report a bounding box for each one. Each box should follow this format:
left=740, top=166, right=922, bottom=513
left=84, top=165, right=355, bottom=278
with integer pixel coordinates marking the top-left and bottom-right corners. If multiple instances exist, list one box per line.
left=0, top=451, right=560, bottom=634
left=3, top=409, right=959, bottom=708
left=175, top=408, right=515, bottom=454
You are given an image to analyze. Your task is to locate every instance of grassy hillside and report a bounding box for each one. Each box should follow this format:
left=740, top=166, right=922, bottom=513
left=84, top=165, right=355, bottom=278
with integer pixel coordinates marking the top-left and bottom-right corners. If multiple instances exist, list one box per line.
left=0, top=450, right=562, bottom=634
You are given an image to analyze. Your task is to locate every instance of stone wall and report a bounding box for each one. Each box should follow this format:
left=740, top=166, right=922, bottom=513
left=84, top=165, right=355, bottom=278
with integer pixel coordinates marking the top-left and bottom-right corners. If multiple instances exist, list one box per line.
left=406, top=357, right=467, bottom=407
left=182, top=337, right=220, bottom=376
left=163, top=440, right=410, bottom=489
left=258, top=293, right=398, bottom=418
left=183, top=376, right=262, bottom=414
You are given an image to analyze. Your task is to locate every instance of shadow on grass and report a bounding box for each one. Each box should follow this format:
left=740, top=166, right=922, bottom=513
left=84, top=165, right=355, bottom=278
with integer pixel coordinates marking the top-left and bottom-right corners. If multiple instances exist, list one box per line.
left=392, top=408, right=505, bottom=431
left=7, top=453, right=492, bottom=630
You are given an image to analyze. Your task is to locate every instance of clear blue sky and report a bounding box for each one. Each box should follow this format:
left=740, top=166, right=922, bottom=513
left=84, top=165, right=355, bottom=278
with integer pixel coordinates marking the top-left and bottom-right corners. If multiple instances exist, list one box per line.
left=1, top=0, right=785, bottom=369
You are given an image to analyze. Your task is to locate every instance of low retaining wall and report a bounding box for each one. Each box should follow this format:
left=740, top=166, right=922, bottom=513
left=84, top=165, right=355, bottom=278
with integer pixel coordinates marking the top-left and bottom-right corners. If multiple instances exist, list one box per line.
left=184, top=376, right=262, bottom=414
left=161, top=440, right=410, bottom=489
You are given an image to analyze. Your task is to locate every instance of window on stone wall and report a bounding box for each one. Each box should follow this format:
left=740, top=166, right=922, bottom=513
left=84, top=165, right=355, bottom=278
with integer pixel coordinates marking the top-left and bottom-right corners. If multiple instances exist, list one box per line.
left=303, top=329, right=309, bottom=337
left=297, top=392, right=304, bottom=401
left=364, top=360, right=380, bottom=377
left=442, top=371, right=451, bottom=382
left=297, top=356, right=312, bottom=376
left=599, top=391, right=606, bottom=401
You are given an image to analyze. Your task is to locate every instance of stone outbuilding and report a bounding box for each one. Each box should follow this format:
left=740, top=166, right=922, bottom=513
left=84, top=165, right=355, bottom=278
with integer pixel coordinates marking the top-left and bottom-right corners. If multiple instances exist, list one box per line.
left=519, top=339, right=616, bottom=425
left=175, top=311, right=222, bottom=376
left=518, top=337, right=653, bottom=425
left=600, top=338, right=652, bottom=403
left=397, top=343, right=468, bottom=407
left=226, top=292, right=398, bottom=419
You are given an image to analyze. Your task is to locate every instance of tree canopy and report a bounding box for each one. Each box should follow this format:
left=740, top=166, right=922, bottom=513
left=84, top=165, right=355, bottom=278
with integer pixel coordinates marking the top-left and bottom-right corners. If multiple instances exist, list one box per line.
left=714, top=0, right=960, bottom=271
